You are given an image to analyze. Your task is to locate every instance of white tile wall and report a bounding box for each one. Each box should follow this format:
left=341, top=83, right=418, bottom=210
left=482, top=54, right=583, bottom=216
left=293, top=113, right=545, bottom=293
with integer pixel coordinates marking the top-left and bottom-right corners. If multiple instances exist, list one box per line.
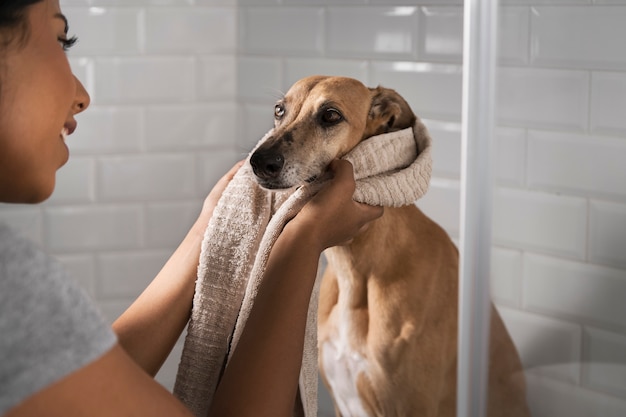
left=531, top=6, right=626, bottom=70
left=97, top=154, right=197, bottom=201
left=591, top=71, right=626, bottom=136
left=493, top=188, right=588, bottom=260
left=527, top=130, right=626, bottom=200
left=326, top=7, right=419, bottom=60
left=144, top=8, right=236, bottom=54
left=589, top=200, right=626, bottom=269
left=496, top=67, right=590, bottom=131
left=0, top=0, right=622, bottom=413
left=524, top=254, right=626, bottom=330
left=583, top=327, right=626, bottom=398
left=94, top=57, right=197, bottom=103
left=240, top=7, right=324, bottom=56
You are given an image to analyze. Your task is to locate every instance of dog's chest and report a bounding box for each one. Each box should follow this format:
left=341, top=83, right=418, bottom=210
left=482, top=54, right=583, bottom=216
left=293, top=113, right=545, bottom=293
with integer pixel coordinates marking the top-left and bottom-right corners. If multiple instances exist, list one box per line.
left=321, top=317, right=371, bottom=417
left=320, top=257, right=373, bottom=417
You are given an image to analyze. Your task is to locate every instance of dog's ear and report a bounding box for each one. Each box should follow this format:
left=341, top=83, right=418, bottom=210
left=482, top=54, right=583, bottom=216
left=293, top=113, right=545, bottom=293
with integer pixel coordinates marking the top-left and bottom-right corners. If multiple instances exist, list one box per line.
left=364, top=86, right=416, bottom=139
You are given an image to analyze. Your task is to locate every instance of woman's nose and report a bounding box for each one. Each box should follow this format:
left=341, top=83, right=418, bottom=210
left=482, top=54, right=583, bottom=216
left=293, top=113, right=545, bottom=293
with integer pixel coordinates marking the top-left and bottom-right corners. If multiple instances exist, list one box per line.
left=73, top=75, right=91, bottom=114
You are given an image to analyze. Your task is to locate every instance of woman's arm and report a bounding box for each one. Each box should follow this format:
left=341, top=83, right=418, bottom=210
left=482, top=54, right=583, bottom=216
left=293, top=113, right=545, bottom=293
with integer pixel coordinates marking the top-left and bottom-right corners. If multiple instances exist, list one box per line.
left=111, top=161, right=244, bottom=376
left=6, top=160, right=380, bottom=417
left=208, top=159, right=383, bottom=416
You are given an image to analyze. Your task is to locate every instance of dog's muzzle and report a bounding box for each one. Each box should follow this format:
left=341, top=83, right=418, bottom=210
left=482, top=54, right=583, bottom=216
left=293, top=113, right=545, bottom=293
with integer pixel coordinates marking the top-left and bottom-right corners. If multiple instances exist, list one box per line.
left=250, top=148, right=285, bottom=181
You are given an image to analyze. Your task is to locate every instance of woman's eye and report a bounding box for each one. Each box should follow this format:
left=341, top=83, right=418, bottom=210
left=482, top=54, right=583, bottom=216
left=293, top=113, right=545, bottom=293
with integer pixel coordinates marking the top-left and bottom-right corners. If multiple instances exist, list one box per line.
left=321, top=108, right=343, bottom=125
left=274, top=104, right=285, bottom=119
left=58, top=35, right=78, bottom=52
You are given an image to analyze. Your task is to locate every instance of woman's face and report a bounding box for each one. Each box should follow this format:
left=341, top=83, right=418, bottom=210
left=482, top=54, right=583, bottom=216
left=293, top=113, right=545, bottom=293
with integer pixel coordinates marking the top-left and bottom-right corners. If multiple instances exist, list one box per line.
left=0, top=0, right=90, bottom=203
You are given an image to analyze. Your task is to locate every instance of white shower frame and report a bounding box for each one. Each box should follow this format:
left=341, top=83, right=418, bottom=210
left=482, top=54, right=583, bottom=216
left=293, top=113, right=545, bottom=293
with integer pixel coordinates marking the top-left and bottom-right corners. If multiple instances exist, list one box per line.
left=457, top=0, right=499, bottom=416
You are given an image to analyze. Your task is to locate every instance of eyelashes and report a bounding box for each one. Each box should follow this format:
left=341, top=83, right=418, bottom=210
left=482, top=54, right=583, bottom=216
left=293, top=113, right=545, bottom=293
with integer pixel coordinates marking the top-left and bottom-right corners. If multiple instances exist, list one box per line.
left=58, top=35, right=78, bottom=52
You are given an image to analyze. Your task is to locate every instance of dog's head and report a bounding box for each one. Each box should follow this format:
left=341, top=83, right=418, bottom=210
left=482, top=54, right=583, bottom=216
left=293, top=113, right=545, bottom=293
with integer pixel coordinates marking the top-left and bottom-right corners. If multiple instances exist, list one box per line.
left=250, top=75, right=416, bottom=190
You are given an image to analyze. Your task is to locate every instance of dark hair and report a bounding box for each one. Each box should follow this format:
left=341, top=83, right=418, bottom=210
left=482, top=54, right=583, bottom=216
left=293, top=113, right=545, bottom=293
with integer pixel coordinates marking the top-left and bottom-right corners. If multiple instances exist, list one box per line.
left=0, top=0, right=43, bottom=48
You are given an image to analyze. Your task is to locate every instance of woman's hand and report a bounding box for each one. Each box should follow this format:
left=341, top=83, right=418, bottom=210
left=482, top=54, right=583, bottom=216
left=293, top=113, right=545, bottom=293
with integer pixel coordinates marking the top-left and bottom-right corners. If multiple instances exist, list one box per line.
left=290, top=159, right=384, bottom=251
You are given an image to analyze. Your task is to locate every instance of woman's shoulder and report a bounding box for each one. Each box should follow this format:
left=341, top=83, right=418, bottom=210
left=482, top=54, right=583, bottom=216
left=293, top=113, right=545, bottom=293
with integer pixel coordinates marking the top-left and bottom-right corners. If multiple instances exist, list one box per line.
left=0, top=222, right=117, bottom=414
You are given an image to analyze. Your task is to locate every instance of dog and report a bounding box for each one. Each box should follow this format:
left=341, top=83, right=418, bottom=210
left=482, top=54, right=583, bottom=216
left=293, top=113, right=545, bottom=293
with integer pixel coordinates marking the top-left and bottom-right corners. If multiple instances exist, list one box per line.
left=249, top=75, right=530, bottom=417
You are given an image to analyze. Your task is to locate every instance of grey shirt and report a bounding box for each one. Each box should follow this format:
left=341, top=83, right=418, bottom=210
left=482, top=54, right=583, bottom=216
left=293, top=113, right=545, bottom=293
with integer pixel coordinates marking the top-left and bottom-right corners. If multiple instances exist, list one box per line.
left=0, top=223, right=117, bottom=414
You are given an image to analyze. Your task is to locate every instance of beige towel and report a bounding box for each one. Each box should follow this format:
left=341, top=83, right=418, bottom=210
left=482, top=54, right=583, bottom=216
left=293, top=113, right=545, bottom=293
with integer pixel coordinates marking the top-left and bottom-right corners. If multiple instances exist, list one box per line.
left=174, top=120, right=433, bottom=417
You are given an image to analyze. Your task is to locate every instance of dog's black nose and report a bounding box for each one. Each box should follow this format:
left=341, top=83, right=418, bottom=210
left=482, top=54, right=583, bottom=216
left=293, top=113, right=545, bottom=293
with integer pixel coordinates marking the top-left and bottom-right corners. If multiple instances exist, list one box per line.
left=250, top=149, right=285, bottom=180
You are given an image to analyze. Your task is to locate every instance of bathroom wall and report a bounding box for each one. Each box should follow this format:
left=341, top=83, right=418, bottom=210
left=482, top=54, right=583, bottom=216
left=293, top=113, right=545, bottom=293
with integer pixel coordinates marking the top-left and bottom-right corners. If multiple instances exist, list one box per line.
left=1, top=0, right=625, bottom=416
left=236, top=3, right=626, bottom=415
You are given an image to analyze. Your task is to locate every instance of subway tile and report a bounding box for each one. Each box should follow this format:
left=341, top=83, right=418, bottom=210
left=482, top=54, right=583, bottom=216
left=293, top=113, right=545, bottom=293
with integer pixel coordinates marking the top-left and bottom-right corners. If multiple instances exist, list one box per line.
left=144, top=8, right=236, bottom=54
left=197, top=150, right=245, bottom=193
left=79, top=1, right=194, bottom=5
left=528, top=130, right=626, bottom=200
left=498, top=6, right=529, bottom=65
left=531, top=6, right=626, bottom=70
left=498, top=307, right=582, bottom=383
left=238, top=0, right=279, bottom=4
left=237, top=57, right=283, bottom=102
left=198, top=56, right=237, bottom=101
left=56, top=254, right=97, bottom=298
left=491, top=247, right=523, bottom=307
left=495, top=127, right=526, bottom=186
left=284, top=0, right=366, bottom=4
left=94, top=57, right=196, bottom=104
left=583, top=327, right=626, bottom=398
left=239, top=103, right=275, bottom=151
left=97, top=298, right=133, bottom=325
left=66, top=106, right=143, bottom=154
left=371, top=62, right=463, bottom=122
left=194, top=0, right=235, bottom=5
left=589, top=200, right=626, bottom=269
left=418, top=7, right=463, bottom=64
left=97, top=250, right=170, bottom=298
left=68, top=57, right=92, bottom=94
left=425, top=122, right=526, bottom=184
left=525, top=372, right=626, bottom=417
left=493, top=188, right=587, bottom=259
left=239, top=7, right=324, bottom=56
left=44, top=205, right=141, bottom=251
left=144, top=202, right=202, bottom=248
left=417, top=178, right=461, bottom=238
left=97, top=155, right=197, bottom=201
left=424, top=119, right=461, bottom=178
left=284, top=58, right=368, bottom=89
left=47, top=157, right=95, bottom=204
left=371, top=0, right=462, bottom=4
left=591, top=71, right=626, bottom=136
left=0, top=207, right=43, bottom=245
left=327, top=7, right=419, bottom=60
left=500, top=0, right=589, bottom=4
left=64, top=7, right=141, bottom=55
left=145, top=103, right=237, bottom=151
left=496, top=67, right=589, bottom=131
left=523, top=254, right=626, bottom=331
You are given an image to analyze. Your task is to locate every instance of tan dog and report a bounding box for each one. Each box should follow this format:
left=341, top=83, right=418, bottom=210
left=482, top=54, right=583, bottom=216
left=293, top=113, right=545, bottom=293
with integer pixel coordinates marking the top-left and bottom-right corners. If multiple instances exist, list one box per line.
left=250, top=75, right=530, bottom=417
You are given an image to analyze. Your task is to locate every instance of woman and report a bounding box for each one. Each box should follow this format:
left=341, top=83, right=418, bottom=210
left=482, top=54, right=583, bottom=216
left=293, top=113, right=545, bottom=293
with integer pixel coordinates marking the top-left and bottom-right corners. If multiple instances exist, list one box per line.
left=0, top=1, right=383, bottom=416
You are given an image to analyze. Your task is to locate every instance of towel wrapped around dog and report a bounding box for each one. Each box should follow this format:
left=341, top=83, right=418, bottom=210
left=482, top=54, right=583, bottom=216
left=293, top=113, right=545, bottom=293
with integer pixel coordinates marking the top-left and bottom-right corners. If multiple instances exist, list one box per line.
left=173, top=119, right=433, bottom=417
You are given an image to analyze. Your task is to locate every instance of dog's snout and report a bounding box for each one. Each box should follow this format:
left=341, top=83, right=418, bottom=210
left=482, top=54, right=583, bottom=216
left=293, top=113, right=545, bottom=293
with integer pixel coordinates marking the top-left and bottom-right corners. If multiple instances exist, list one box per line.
left=250, top=149, right=285, bottom=180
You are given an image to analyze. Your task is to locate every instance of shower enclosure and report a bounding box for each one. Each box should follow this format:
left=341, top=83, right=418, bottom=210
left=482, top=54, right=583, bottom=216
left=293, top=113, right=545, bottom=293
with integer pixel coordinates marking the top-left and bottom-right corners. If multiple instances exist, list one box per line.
left=0, top=0, right=623, bottom=415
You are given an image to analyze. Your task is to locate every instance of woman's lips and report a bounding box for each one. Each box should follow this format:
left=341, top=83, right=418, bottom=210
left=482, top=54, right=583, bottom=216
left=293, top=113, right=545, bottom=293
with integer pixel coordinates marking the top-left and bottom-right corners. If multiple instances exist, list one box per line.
left=63, top=120, right=77, bottom=138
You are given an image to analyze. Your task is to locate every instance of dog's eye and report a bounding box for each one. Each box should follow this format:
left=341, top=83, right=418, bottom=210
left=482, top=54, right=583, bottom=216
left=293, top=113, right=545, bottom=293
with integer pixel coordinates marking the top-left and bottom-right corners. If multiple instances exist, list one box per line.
left=321, top=108, right=343, bottom=125
left=274, top=104, right=285, bottom=119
